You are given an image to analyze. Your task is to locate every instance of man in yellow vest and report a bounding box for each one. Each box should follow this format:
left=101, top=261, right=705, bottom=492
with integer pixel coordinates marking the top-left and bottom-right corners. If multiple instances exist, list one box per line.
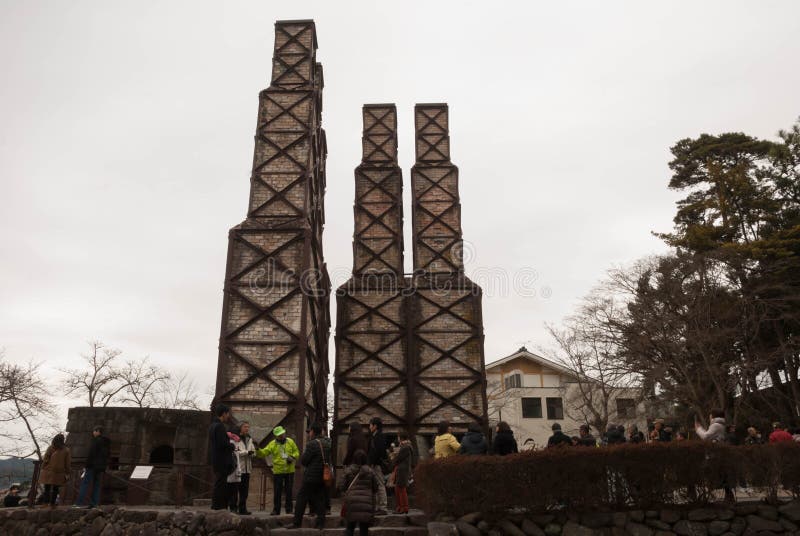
left=256, top=425, right=300, bottom=515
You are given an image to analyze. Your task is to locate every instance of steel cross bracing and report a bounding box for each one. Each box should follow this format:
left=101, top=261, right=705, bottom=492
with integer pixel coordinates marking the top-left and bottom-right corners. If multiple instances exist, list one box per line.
left=333, top=105, right=408, bottom=462
left=214, top=20, right=330, bottom=447
left=409, top=104, right=487, bottom=434
left=333, top=104, right=488, bottom=463
left=352, top=105, right=404, bottom=277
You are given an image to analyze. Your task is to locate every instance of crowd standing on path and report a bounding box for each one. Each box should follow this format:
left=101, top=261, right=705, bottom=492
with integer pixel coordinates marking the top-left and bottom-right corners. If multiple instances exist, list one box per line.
left=197, top=404, right=800, bottom=523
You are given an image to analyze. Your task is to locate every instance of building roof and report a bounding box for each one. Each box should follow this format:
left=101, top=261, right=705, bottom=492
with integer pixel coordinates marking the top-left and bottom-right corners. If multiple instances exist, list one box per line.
left=485, top=346, right=578, bottom=380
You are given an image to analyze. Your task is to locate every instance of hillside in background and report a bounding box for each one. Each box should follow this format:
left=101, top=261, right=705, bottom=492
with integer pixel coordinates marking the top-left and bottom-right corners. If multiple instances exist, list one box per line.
left=0, top=457, right=34, bottom=488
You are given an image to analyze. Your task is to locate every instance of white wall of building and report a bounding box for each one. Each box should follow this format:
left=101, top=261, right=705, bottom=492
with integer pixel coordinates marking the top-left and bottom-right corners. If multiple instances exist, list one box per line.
left=486, top=354, right=647, bottom=449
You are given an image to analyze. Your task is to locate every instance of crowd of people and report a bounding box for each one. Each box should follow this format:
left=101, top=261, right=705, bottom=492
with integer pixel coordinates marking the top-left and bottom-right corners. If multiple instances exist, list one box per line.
left=177, top=407, right=800, bottom=528
left=539, top=418, right=800, bottom=449
left=4, top=407, right=796, bottom=522
left=205, top=408, right=522, bottom=532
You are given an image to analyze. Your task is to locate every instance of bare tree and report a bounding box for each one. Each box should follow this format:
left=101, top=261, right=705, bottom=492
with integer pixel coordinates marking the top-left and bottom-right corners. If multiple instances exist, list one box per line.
left=545, top=289, right=642, bottom=435
left=118, top=356, right=171, bottom=407
left=0, top=351, right=57, bottom=460
left=486, top=377, right=519, bottom=424
left=61, top=341, right=127, bottom=407
left=154, top=370, right=202, bottom=410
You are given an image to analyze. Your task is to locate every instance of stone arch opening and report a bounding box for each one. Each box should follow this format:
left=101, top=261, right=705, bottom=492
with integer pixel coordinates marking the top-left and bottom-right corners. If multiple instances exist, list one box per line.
left=149, top=444, right=174, bottom=465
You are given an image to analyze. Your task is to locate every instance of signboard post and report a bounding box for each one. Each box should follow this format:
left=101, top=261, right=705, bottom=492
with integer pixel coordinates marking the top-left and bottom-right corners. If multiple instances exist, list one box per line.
left=126, top=465, right=154, bottom=505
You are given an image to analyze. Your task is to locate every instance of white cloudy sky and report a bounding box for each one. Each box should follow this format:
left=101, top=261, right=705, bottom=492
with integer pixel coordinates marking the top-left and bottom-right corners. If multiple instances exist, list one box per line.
left=1, top=1, right=799, bottom=415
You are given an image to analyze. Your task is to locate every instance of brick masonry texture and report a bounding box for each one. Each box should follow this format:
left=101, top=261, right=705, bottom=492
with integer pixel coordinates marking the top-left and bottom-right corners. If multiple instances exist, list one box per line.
left=214, top=20, right=330, bottom=446
left=334, top=104, right=488, bottom=462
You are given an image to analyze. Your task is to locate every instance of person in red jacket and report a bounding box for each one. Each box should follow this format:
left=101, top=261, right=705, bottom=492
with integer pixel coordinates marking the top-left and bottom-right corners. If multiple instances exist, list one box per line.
left=769, top=422, right=794, bottom=443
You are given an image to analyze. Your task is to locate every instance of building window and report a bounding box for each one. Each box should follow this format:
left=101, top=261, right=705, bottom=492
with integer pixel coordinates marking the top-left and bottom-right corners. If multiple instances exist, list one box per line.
left=521, top=398, right=542, bottom=418
left=616, top=398, right=636, bottom=418
left=504, top=373, right=522, bottom=389
left=546, top=397, right=564, bottom=420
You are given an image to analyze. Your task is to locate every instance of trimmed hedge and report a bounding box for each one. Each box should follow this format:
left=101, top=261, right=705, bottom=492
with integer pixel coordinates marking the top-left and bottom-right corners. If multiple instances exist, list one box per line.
left=415, top=442, right=800, bottom=516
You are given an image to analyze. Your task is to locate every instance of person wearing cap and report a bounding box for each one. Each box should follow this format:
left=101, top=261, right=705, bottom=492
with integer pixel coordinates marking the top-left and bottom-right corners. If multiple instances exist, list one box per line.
left=289, top=422, right=329, bottom=530
left=256, top=425, right=300, bottom=515
left=546, top=423, right=571, bottom=448
left=208, top=404, right=234, bottom=510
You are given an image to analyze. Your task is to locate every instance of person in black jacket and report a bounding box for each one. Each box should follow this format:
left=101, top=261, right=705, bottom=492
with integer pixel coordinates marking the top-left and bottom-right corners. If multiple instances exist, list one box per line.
left=459, top=423, right=488, bottom=455
left=628, top=424, right=645, bottom=444
left=577, top=424, right=596, bottom=447
left=73, top=425, right=111, bottom=508
left=207, top=404, right=233, bottom=510
left=492, top=421, right=518, bottom=455
left=546, top=423, right=571, bottom=448
left=3, top=485, right=22, bottom=507
left=366, top=417, right=388, bottom=515
left=290, top=422, right=329, bottom=529
left=602, top=423, right=626, bottom=445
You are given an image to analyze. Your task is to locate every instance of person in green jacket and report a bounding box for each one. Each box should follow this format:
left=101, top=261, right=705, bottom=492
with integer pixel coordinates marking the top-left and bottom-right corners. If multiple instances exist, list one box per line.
left=256, top=425, right=300, bottom=515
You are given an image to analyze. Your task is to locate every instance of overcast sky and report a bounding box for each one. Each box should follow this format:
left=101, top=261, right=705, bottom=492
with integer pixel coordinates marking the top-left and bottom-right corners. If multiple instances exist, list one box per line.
left=2, top=1, right=799, bottom=412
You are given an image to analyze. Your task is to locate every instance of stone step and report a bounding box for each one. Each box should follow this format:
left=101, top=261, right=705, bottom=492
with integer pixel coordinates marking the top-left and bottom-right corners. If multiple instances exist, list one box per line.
left=271, top=528, right=428, bottom=536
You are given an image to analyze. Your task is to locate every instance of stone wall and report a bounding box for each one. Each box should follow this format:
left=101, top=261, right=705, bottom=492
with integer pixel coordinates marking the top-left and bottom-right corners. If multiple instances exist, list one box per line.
left=0, top=506, right=430, bottom=535
left=437, top=501, right=800, bottom=536
left=66, top=407, right=211, bottom=467
left=4, top=502, right=799, bottom=535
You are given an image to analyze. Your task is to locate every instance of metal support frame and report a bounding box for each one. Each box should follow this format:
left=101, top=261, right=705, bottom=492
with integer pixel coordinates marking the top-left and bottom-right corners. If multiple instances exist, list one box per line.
left=334, top=104, right=488, bottom=460
left=214, top=20, right=330, bottom=447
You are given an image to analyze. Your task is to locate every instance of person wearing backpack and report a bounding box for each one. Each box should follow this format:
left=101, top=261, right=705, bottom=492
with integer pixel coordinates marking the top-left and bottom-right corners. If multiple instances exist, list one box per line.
left=340, top=449, right=381, bottom=536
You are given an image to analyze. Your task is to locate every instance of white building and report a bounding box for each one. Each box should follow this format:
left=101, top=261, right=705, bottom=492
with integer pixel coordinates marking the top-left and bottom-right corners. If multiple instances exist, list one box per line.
left=486, top=347, right=646, bottom=449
